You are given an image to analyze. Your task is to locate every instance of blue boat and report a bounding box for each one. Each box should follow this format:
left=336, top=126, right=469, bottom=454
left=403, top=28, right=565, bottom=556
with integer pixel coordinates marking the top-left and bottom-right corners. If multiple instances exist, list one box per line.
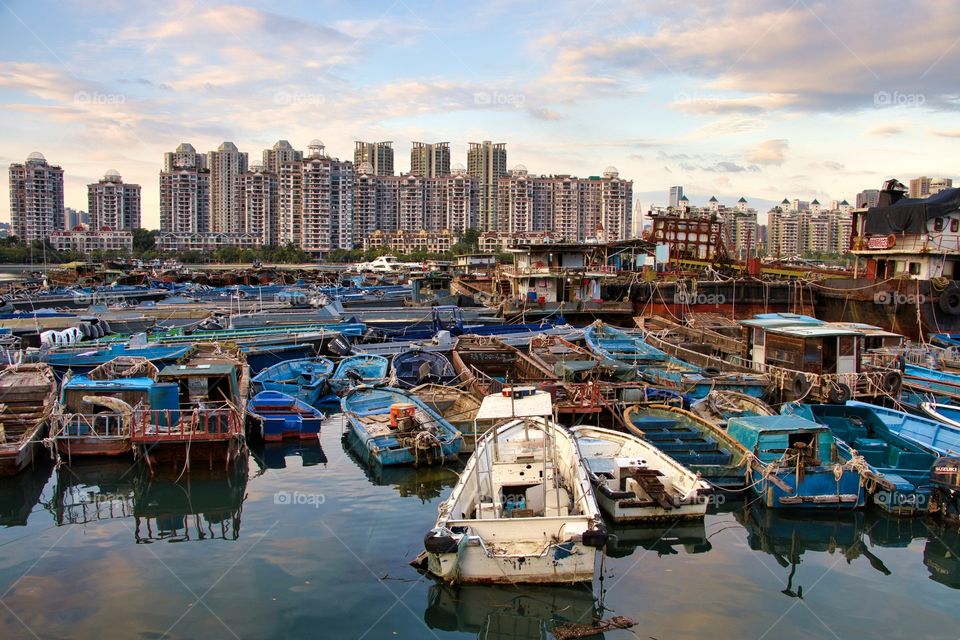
left=247, top=391, right=324, bottom=441
left=727, top=414, right=866, bottom=509
left=329, top=355, right=389, bottom=396
left=240, top=342, right=318, bottom=375
left=341, top=386, right=462, bottom=466
left=41, top=343, right=193, bottom=377
left=845, top=400, right=960, bottom=455
left=584, top=322, right=768, bottom=399
left=251, top=357, right=335, bottom=406
left=901, top=364, right=960, bottom=406
left=391, top=348, right=456, bottom=387
left=785, top=402, right=938, bottom=515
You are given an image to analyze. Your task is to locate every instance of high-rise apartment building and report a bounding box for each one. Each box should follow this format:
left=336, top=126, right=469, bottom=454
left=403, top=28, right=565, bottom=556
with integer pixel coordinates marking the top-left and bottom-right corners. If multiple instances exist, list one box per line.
left=910, top=176, right=954, bottom=198
left=856, top=189, right=880, bottom=208
left=237, top=165, right=277, bottom=245
left=467, top=141, right=507, bottom=231
left=410, top=142, right=451, bottom=177
left=88, top=170, right=141, bottom=230
left=280, top=140, right=354, bottom=253
left=207, top=141, right=248, bottom=233
left=9, top=152, right=65, bottom=242
left=354, top=141, right=394, bottom=176
left=669, top=186, right=684, bottom=209
left=160, top=143, right=210, bottom=233
left=262, top=140, right=302, bottom=174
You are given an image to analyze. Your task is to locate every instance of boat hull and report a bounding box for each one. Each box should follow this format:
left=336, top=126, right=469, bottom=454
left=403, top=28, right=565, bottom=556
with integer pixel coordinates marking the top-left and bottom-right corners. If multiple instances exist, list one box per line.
left=427, top=536, right=597, bottom=585
left=55, top=437, right=130, bottom=458
left=0, top=433, right=45, bottom=476
left=750, top=467, right=865, bottom=509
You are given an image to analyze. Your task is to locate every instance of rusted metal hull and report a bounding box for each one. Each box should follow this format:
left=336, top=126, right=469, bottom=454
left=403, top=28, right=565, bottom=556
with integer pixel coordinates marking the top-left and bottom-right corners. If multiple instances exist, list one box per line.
left=56, top=438, right=131, bottom=458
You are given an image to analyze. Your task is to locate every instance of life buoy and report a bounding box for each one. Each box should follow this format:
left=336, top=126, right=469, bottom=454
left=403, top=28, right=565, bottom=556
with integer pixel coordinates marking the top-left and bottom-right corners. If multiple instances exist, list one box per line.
left=938, top=282, right=960, bottom=315
left=882, top=370, right=902, bottom=394
left=792, top=372, right=811, bottom=398
left=827, top=382, right=852, bottom=404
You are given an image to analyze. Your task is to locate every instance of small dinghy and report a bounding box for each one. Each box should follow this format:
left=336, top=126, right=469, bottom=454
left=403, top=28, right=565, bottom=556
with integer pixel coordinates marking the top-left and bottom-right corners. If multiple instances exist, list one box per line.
left=329, top=355, right=389, bottom=396
left=690, top=391, right=776, bottom=428
left=391, top=348, right=456, bottom=387
left=341, top=386, right=462, bottom=466
left=528, top=334, right=605, bottom=381
left=247, top=390, right=324, bottom=441
left=421, top=389, right=607, bottom=584
left=0, top=364, right=57, bottom=476
left=571, top=425, right=709, bottom=522
left=410, top=383, right=485, bottom=453
left=251, top=357, right=335, bottom=406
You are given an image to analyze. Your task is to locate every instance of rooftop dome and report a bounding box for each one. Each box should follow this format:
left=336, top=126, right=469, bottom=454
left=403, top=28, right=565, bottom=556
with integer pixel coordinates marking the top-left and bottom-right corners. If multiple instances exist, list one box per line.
left=358, top=161, right=374, bottom=174
left=512, top=163, right=528, bottom=175
left=218, top=141, right=239, bottom=152
left=603, top=165, right=619, bottom=178
left=274, top=140, right=293, bottom=150
left=249, top=164, right=264, bottom=172
left=451, top=162, right=466, bottom=176
left=103, top=169, right=121, bottom=181
left=308, top=139, right=324, bottom=148
left=175, top=143, right=196, bottom=154
left=26, top=151, right=46, bottom=162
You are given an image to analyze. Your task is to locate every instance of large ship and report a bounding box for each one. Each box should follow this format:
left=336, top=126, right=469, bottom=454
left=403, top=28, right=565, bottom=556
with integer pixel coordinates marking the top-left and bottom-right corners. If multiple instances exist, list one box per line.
left=813, top=180, right=960, bottom=339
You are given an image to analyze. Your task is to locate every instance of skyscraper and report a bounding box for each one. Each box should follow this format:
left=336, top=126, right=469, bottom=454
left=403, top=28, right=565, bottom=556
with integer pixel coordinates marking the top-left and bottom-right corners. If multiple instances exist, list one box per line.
left=208, top=141, right=248, bottom=233
left=279, top=140, right=354, bottom=253
left=160, top=143, right=210, bottom=233
left=237, top=165, right=277, bottom=245
left=855, top=189, right=880, bottom=208
left=88, top=170, right=141, bottom=230
left=410, top=142, right=451, bottom=177
left=9, top=152, right=65, bottom=242
left=467, top=141, right=507, bottom=231
left=262, top=140, right=302, bottom=174
left=354, top=141, right=394, bottom=176
left=669, top=186, right=684, bottom=209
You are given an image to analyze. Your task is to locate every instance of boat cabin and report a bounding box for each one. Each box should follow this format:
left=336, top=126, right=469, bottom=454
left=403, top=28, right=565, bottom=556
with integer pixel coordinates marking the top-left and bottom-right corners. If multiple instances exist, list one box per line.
left=505, top=243, right=616, bottom=305
left=727, top=415, right=837, bottom=466
left=740, top=313, right=899, bottom=376
left=157, top=363, right=241, bottom=410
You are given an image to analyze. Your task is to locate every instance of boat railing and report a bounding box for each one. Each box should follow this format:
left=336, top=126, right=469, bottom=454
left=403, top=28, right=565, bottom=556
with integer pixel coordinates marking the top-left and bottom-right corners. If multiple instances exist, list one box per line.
left=50, top=411, right=130, bottom=439
left=130, top=405, right=244, bottom=441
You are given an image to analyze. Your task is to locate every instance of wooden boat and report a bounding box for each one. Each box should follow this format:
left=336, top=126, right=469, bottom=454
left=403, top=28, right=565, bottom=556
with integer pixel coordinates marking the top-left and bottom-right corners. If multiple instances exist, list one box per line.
left=572, top=425, right=709, bottom=522
left=902, top=364, right=960, bottom=405
left=585, top=321, right=769, bottom=399
left=130, top=344, right=249, bottom=475
left=251, top=357, right=335, bottom=406
left=528, top=334, right=605, bottom=381
left=0, top=364, right=56, bottom=476
left=241, top=342, right=319, bottom=375
left=727, top=414, right=866, bottom=509
left=341, top=386, right=462, bottom=466
left=690, top=391, right=776, bottom=428
left=410, top=383, right=485, bottom=452
left=451, top=335, right=556, bottom=399
left=329, top=355, right=389, bottom=396
left=40, top=343, right=193, bottom=377
left=845, top=400, right=960, bottom=455
left=787, top=402, right=938, bottom=515
left=421, top=390, right=606, bottom=584
left=921, top=402, right=960, bottom=430
left=391, top=348, right=456, bottom=387
left=247, top=390, right=324, bottom=441
left=51, top=356, right=160, bottom=458
left=623, top=404, right=749, bottom=488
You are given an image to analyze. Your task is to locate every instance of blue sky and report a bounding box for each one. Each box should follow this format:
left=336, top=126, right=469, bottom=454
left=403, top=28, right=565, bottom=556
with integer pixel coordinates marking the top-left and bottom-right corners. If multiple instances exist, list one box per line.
left=1, top=0, right=959, bottom=228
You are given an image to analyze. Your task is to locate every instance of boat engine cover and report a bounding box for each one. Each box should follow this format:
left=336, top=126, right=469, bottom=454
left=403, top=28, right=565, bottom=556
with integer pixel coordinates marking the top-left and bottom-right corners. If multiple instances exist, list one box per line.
left=932, top=456, right=960, bottom=491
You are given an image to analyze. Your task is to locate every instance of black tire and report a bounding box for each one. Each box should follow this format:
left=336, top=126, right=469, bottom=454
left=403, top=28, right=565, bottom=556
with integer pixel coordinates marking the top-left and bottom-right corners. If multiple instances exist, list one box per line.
left=882, top=371, right=902, bottom=394
left=939, top=282, right=960, bottom=315
left=827, top=382, right=852, bottom=404
left=424, top=531, right=460, bottom=554
left=792, top=373, right=811, bottom=399
left=582, top=523, right=609, bottom=548
left=703, top=366, right=722, bottom=377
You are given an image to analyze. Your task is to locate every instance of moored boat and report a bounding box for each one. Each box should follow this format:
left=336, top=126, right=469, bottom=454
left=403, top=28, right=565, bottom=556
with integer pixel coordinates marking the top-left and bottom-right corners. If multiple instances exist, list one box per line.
left=410, top=383, right=485, bottom=452
left=727, top=414, right=867, bottom=509
left=421, top=390, right=606, bottom=584
left=623, top=404, right=749, bottom=488
left=250, top=356, right=335, bottom=406
left=341, top=385, right=462, bottom=466
left=391, top=348, right=456, bottom=387
left=247, top=390, right=324, bottom=441
left=572, top=425, right=709, bottom=522
left=0, top=363, right=57, bottom=476
left=451, top=335, right=556, bottom=399
left=329, top=355, right=389, bottom=396
left=528, top=334, right=605, bottom=381
left=690, top=390, right=776, bottom=428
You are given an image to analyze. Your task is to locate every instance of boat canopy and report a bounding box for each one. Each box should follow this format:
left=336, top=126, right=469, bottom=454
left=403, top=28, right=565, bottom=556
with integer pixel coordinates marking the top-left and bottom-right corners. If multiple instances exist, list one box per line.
left=475, top=390, right=553, bottom=421
left=865, top=187, right=960, bottom=235
left=727, top=414, right=833, bottom=464
left=159, top=363, right=238, bottom=377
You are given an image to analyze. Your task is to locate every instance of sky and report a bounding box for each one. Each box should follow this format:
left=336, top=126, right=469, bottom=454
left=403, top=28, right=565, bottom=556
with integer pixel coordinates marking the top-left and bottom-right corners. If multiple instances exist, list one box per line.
left=1, top=0, right=959, bottom=229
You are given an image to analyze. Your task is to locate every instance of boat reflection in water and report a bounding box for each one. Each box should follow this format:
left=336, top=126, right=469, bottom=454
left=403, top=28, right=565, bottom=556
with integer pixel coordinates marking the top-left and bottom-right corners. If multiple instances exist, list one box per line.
left=605, top=520, right=712, bottom=558
left=49, top=458, right=248, bottom=543
left=0, top=456, right=53, bottom=526
left=923, top=522, right=960, bottom=589
left=342, top=431, right=460, bottom=502
left=423, top=582, right=603, bottom=640
left=250, top=438, right=328, bottom=471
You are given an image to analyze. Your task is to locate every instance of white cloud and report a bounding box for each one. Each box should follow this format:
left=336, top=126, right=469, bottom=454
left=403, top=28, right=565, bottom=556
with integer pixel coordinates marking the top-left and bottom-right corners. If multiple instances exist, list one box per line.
left=747, top=139, right=788, bottom=165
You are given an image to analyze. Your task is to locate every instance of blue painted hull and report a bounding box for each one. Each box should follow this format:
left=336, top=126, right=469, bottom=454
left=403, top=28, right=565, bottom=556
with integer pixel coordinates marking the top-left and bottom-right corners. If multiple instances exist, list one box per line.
left=247, top=391, right=324, bottom=441
left=242, top=343, right=317, bottom=376
left=847, top=400, right=960, bottom=455
left=341, top=386, right=462, bottom=466
left=749, top=466, right=866, bottom=509
left=42, top=344, right=192, bottom=376
left=329, top=355, right=389, bottom=396
left=251, top=357, right=335, bottom=407
left=903, top=364, right=960, bottom=403
left=391, top=350, right=456, bottom=387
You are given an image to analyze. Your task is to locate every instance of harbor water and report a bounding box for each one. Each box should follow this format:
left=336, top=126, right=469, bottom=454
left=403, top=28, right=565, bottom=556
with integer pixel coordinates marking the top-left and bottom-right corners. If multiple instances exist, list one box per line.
left=0, top=415, right=956, bottom=639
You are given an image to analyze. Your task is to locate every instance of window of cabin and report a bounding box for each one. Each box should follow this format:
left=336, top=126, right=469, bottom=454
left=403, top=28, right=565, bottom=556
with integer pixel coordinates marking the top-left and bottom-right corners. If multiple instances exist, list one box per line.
left=754, top=327, right=765, bottom=346
left=952, top=219, right=959, bottom=233
left=935, top=218, right=944, bottom=232
left=909, top=262, right=921, bottom=275
left=839, top=335, right=856, bottom=357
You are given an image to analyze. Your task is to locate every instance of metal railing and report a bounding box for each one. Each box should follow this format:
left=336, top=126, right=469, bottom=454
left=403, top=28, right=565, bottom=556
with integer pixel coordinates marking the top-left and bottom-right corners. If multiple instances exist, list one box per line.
left=130, top=405, right=244, bottom=442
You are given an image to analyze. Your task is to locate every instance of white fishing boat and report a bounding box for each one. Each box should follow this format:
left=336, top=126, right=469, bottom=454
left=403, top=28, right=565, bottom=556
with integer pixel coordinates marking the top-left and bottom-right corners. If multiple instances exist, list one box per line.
left=422, top=388, right=607, bottom=584
left=571, top=425, right=709, bottom=523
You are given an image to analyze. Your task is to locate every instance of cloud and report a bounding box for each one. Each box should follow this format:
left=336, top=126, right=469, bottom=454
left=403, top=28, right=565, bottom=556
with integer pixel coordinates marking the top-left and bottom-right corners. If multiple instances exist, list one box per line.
left=933, top=130, right=960, bottom=138
left=747, top=139, right=788, bottom=166
left=868, top=124, right=905, bottom=136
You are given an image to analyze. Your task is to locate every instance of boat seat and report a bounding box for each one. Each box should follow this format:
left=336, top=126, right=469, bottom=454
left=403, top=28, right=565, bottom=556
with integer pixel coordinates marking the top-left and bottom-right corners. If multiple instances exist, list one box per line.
left=525, top=485, right=571, bottom=517
left=629, top=416, right=679, bottom=430
left=890, top=450, right=935, bottom=470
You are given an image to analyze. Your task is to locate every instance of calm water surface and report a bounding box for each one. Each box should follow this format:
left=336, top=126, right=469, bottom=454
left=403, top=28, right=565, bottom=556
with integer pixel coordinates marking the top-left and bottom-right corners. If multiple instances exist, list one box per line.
left=0, top=416, right=957, bottom=639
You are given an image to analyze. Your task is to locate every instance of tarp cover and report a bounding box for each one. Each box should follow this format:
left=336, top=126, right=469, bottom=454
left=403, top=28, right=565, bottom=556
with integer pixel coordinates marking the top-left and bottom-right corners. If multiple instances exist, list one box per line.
left=865, top=188, right=960, bottom=235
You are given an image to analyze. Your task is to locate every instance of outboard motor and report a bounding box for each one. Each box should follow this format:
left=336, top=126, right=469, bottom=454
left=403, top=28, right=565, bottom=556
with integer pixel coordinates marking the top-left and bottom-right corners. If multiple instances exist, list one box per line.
left=327, top=335, right=352, bottom=357
left=930, top=455, right=960, bottom=523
